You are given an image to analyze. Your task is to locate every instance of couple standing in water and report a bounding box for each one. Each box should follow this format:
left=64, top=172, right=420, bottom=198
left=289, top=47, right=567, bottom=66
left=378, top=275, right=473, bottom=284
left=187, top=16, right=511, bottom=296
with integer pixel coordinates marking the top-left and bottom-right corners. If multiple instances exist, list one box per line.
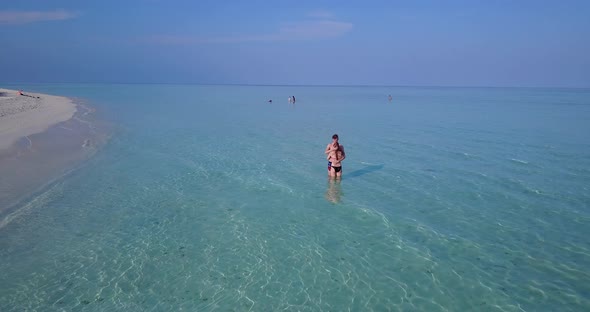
left=325, top=134, right=345, bottom=178
left=325, top=134, right=345, bottom=203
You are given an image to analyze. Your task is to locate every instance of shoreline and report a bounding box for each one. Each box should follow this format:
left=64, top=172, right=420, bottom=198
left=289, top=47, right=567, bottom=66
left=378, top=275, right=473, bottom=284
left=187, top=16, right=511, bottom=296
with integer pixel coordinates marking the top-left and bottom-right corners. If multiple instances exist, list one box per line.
left=0, top=88, right=77, bottom=153
left=0, top=88, right=111, bottom=215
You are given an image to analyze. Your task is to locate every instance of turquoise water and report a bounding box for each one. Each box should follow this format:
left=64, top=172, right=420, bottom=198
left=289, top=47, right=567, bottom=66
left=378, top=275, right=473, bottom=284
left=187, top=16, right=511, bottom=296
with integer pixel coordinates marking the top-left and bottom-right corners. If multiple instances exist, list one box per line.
left=1, top=85, right=589, bottom=311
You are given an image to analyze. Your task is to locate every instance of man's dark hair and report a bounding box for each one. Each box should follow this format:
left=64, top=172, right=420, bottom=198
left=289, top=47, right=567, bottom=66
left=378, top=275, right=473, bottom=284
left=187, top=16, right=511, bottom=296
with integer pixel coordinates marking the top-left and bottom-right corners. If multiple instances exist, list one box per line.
left=332, top=134, right=339, bottom=139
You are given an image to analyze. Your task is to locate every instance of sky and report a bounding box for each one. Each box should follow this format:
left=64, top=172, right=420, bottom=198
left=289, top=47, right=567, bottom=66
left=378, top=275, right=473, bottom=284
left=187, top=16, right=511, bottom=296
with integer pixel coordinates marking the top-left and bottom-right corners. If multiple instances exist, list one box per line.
left=0, top=0, right=589, bottom=87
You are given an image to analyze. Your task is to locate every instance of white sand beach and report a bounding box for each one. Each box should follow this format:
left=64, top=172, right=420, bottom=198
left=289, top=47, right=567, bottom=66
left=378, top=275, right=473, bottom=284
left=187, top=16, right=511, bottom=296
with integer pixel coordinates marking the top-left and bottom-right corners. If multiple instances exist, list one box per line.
left=0, top=88, right=76, bottom=151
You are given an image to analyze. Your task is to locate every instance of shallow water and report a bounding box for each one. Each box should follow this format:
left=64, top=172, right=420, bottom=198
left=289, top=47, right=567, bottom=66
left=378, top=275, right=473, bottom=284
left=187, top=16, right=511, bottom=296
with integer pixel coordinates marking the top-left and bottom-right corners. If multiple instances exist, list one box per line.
left=1, top=85, right=589, bottom=311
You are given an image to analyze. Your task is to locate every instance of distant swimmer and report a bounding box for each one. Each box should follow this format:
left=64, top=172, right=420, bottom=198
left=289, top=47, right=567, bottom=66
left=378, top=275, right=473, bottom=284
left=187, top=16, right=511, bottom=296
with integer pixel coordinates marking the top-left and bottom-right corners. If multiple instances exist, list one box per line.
left=268, top=99, right=273, bottom=103
left=292, top=96, right=296, bottom=103
left=388, top=95, right=392, bottom=102
left=288, top=96, right=292, bottom=103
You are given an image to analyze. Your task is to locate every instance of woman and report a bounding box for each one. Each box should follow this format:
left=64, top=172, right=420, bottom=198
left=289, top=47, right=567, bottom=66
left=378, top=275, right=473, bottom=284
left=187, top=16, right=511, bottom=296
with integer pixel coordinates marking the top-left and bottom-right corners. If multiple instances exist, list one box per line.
left=327, top=142, right=346, bottom=178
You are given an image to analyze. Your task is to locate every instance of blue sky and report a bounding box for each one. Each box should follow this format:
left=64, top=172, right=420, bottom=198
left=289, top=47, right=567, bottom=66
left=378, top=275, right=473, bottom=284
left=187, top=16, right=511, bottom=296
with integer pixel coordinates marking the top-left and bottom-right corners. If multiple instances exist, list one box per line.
left=1, top=0, right=589, bottom=87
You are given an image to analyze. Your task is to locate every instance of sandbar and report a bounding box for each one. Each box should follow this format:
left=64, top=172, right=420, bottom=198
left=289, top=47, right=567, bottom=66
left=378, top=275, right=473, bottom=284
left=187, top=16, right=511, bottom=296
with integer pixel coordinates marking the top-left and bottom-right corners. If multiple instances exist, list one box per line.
left=0, top=88, right=77, bottom=152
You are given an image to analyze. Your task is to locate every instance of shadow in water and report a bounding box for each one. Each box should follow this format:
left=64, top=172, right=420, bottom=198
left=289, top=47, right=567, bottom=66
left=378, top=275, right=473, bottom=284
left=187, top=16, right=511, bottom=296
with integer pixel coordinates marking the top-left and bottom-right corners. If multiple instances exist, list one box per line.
left=346, top=164, right=384, bottom=178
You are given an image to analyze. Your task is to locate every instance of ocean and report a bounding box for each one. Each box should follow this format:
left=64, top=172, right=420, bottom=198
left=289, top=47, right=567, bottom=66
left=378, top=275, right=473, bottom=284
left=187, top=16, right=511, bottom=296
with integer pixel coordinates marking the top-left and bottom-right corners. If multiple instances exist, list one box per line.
left=1, top=84, right=589, bottom=311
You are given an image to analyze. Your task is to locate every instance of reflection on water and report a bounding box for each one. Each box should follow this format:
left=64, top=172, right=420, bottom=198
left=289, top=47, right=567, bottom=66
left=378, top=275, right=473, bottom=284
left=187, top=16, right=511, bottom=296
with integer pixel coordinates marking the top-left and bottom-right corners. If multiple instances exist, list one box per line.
left=325, top=178, right=342, bottom=203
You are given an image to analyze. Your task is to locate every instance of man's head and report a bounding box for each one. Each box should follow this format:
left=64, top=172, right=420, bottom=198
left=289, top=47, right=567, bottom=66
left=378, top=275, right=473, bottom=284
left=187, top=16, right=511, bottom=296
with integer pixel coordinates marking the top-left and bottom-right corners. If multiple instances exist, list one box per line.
left=332, top=134, right=340, bottom=147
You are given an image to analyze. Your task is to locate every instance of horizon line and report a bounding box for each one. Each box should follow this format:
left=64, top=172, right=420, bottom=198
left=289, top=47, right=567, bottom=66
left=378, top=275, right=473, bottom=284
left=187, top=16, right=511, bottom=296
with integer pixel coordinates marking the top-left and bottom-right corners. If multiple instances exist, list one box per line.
left=2, top=82, right=589, bottom=90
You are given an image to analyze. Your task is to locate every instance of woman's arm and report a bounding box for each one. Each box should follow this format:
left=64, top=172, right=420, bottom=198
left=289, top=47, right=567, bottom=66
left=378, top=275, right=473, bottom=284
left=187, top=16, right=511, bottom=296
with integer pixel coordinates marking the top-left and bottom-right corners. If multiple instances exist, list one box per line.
left=325, top=144, right=334, bottom=155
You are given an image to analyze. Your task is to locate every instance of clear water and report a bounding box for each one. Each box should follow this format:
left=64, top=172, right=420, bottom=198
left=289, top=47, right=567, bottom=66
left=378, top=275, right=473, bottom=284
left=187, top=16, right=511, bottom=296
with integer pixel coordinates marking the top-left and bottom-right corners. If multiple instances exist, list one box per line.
left=1, top=85, right=589, bottom=311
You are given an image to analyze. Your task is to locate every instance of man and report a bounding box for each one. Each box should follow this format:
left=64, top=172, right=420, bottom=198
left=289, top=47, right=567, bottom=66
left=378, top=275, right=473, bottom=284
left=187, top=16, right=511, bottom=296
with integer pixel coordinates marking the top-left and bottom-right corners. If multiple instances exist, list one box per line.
left=325, top=134, right=345, bottom=174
